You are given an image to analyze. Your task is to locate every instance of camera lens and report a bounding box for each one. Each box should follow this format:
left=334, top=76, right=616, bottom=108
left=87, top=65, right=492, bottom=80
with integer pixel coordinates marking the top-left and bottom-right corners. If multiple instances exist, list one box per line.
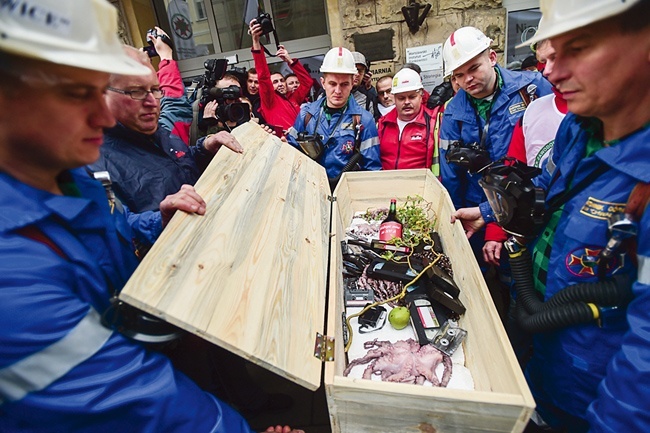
left=227, top=104, right=246, bottom=122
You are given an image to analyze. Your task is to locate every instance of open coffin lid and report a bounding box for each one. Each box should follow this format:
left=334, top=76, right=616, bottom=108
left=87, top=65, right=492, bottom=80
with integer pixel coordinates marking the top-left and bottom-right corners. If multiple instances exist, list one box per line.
left=120, top=121, right=331, bottom=390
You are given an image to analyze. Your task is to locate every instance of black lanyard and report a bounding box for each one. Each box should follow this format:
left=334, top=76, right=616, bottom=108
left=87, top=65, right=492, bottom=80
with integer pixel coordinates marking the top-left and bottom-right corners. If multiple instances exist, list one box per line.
left=311, top=104, right=348, bottom=146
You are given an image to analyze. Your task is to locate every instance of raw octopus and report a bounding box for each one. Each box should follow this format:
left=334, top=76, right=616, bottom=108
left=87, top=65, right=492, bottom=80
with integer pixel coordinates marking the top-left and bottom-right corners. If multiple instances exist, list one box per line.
left=343, top=338, right=453, bottom=387
left=356, top=265, right=402, bottom=306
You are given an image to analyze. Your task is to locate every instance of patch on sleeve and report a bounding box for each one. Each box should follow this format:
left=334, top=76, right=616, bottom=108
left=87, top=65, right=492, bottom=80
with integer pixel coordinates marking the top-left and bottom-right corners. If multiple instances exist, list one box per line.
left=340, top=140, right=355, bottom=154
left=580, top=197, right=626, bottom=220
left=566, top=246, right=621, bottom=277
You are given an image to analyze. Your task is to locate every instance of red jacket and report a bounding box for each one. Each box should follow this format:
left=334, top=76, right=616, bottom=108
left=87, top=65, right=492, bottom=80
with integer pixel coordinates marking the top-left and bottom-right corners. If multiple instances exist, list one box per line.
left=378, top=105, right=441, bottom=171
left=252, top=48, right=313, bottom=131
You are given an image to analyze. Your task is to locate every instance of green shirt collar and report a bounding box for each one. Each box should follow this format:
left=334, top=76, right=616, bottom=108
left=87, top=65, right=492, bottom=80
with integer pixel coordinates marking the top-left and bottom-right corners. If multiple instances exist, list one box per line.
left=467, top=67, right=503, bottom=121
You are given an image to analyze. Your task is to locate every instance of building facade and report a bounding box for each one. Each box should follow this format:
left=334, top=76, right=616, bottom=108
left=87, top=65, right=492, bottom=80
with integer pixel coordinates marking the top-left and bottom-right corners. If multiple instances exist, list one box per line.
left=114, top=0, right=541, bottom=86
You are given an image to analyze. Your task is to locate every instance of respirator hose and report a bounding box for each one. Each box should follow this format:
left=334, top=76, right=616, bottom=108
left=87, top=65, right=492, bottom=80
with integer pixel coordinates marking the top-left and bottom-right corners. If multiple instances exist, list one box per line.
left=328, top=152, right=363, bottom=188
left=505, top=237, right=633, bottom=333
left=515, top=301, right=598, bottom=333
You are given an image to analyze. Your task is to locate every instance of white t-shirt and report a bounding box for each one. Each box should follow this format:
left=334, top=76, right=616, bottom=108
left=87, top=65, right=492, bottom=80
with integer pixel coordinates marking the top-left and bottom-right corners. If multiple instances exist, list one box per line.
left=522, top=93, right=566, bottom=168
left=397, top=118, right=416, bottom=140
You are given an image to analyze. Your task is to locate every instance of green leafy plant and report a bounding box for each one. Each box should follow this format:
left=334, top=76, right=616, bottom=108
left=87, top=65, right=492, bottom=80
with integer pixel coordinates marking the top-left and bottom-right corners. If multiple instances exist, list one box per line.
left=381, top=196, right=437, bottom=263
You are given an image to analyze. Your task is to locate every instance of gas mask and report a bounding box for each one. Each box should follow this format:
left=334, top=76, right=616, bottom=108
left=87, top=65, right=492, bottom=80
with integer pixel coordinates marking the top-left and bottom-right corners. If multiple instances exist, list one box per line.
left=296, top=132, right=324, bottom=160
left=479, top=158, right=546, bottom=239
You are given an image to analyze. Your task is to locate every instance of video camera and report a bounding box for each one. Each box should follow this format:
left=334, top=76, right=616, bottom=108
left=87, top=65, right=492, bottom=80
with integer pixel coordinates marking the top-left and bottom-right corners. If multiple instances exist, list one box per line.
left=202, top=58, right=228, bottom=94
left=199, top=59, right=250, bottom=124
left=211, top=85, right=250, bottom=124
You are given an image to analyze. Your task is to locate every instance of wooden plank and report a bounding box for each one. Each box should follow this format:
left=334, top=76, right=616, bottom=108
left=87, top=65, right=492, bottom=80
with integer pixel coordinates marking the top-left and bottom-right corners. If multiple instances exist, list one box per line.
left=327, top=376, right=530, bottom=433
left=120, top=121, right=330, bottom=390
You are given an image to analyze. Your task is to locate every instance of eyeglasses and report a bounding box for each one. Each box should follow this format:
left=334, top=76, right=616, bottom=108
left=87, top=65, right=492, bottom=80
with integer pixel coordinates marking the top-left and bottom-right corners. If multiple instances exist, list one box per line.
left=107, top=87, right=165, bottom=100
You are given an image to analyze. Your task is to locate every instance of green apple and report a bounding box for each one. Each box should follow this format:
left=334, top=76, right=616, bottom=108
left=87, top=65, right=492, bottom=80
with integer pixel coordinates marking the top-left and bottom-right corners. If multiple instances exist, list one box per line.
left=388, top=306, right=410, bottom=330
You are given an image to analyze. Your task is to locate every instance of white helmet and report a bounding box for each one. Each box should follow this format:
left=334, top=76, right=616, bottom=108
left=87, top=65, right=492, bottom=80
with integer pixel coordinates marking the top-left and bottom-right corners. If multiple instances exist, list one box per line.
left=391, top=68, right=423, bottom=94
left=320, top=47, right=357, bottom=75
left=442, top=26, right=492, bottom=77
left=0, top=0, right=150, bottom=76
left=521, top=0, right=642, bottom=48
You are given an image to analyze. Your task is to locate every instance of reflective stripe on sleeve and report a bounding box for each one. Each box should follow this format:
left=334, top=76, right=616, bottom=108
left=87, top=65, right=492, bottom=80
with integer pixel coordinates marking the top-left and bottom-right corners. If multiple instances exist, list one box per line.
left=359, top=135, right=379, bottom=152
left=0, top=308, right=113, bottom=404
left=638, top=254, right=650, bottom=285
left=439, top=138, right=451, bottom=151
left=286, top=126, right=298, bottom=139
left=544, top=147, right=557, bottom=176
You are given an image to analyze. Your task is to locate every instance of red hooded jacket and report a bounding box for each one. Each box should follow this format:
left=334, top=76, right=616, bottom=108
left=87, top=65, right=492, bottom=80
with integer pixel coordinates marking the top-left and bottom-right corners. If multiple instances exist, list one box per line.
left=252, top=47, right=313, bottom=131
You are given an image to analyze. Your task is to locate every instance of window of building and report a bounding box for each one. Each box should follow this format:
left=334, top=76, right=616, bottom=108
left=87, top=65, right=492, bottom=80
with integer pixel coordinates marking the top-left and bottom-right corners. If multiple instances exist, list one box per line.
left=153, top=0, right=330, bottom=77
left=195, top=0, right=207, bottom=20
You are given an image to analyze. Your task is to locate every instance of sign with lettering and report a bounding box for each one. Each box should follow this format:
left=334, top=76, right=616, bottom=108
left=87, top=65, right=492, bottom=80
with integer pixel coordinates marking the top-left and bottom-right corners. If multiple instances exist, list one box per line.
left=352, top=29, right=395, bottom=63
left=405, top=44, right=443, bottom=72
left=506, top=9, right=542, bottom=65
left=369, top=61, right=395, bottom=87
left=421, top=69, right=443, bottom=91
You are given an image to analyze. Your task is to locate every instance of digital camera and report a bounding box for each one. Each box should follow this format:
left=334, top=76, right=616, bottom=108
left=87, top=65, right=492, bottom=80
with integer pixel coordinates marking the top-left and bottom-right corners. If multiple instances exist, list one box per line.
left=254, top=12, right=275, bottom=36
left=143, top=28, right=173, bottom=58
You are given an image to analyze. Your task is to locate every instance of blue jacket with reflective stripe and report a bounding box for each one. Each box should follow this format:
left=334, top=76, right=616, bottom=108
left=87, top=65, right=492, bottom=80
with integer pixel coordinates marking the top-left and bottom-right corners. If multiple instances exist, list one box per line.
left=287, top=95, right=382, bottom=179
left=527, top=115, right=650, bottom=432
left=0, top=169, right=252, bottom=433
left=439, top=66, right=552, bottom=209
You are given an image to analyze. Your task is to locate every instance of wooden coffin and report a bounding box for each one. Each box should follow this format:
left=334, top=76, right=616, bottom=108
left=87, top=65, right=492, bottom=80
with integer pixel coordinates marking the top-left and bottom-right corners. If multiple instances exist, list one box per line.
left=120, top=121, right=535, bottom=433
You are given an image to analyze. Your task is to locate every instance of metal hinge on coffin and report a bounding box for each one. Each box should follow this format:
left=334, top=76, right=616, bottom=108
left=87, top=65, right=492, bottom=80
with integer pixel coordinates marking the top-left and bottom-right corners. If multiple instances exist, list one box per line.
left=313, top=333, right=335, bottom=362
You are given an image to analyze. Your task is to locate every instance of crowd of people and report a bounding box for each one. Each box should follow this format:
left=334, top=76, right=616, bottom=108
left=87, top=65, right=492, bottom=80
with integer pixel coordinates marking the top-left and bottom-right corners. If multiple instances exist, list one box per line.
left=0, top=0, right=648, bottom=432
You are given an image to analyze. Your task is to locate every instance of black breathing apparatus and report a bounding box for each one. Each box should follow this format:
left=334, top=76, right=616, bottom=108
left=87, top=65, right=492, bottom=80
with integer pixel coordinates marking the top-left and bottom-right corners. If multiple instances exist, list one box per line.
left=296, top=132, right=324, bottom=160
left=478, top=158, right=546, bottom=239
left=444, top=140, right=492, bottom=174
left=476, top=159, right=641, bottom=333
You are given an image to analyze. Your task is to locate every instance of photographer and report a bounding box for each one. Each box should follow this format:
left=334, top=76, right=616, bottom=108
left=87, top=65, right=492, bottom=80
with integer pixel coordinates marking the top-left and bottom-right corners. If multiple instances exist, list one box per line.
left=249, top=17, right=314, bottom=133
left=200, top=73, right=254, bottom=134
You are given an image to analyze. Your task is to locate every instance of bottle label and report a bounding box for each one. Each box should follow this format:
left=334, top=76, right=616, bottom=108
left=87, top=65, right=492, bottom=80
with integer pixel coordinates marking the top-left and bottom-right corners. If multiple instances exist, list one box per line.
left=379, top=222, right=402, bottom=241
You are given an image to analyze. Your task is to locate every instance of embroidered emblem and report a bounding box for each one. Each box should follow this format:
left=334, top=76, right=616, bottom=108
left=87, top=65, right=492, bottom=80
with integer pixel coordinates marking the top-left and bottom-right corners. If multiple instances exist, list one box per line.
left=508, top=102, right=526, bottom=115
left=341, top=141, right=354, bottom=154
left=580, top=197, right=626, bottom=220
left=410, top=134, right=423, bottom=141
left=565, top=247, right=618, bottom=277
